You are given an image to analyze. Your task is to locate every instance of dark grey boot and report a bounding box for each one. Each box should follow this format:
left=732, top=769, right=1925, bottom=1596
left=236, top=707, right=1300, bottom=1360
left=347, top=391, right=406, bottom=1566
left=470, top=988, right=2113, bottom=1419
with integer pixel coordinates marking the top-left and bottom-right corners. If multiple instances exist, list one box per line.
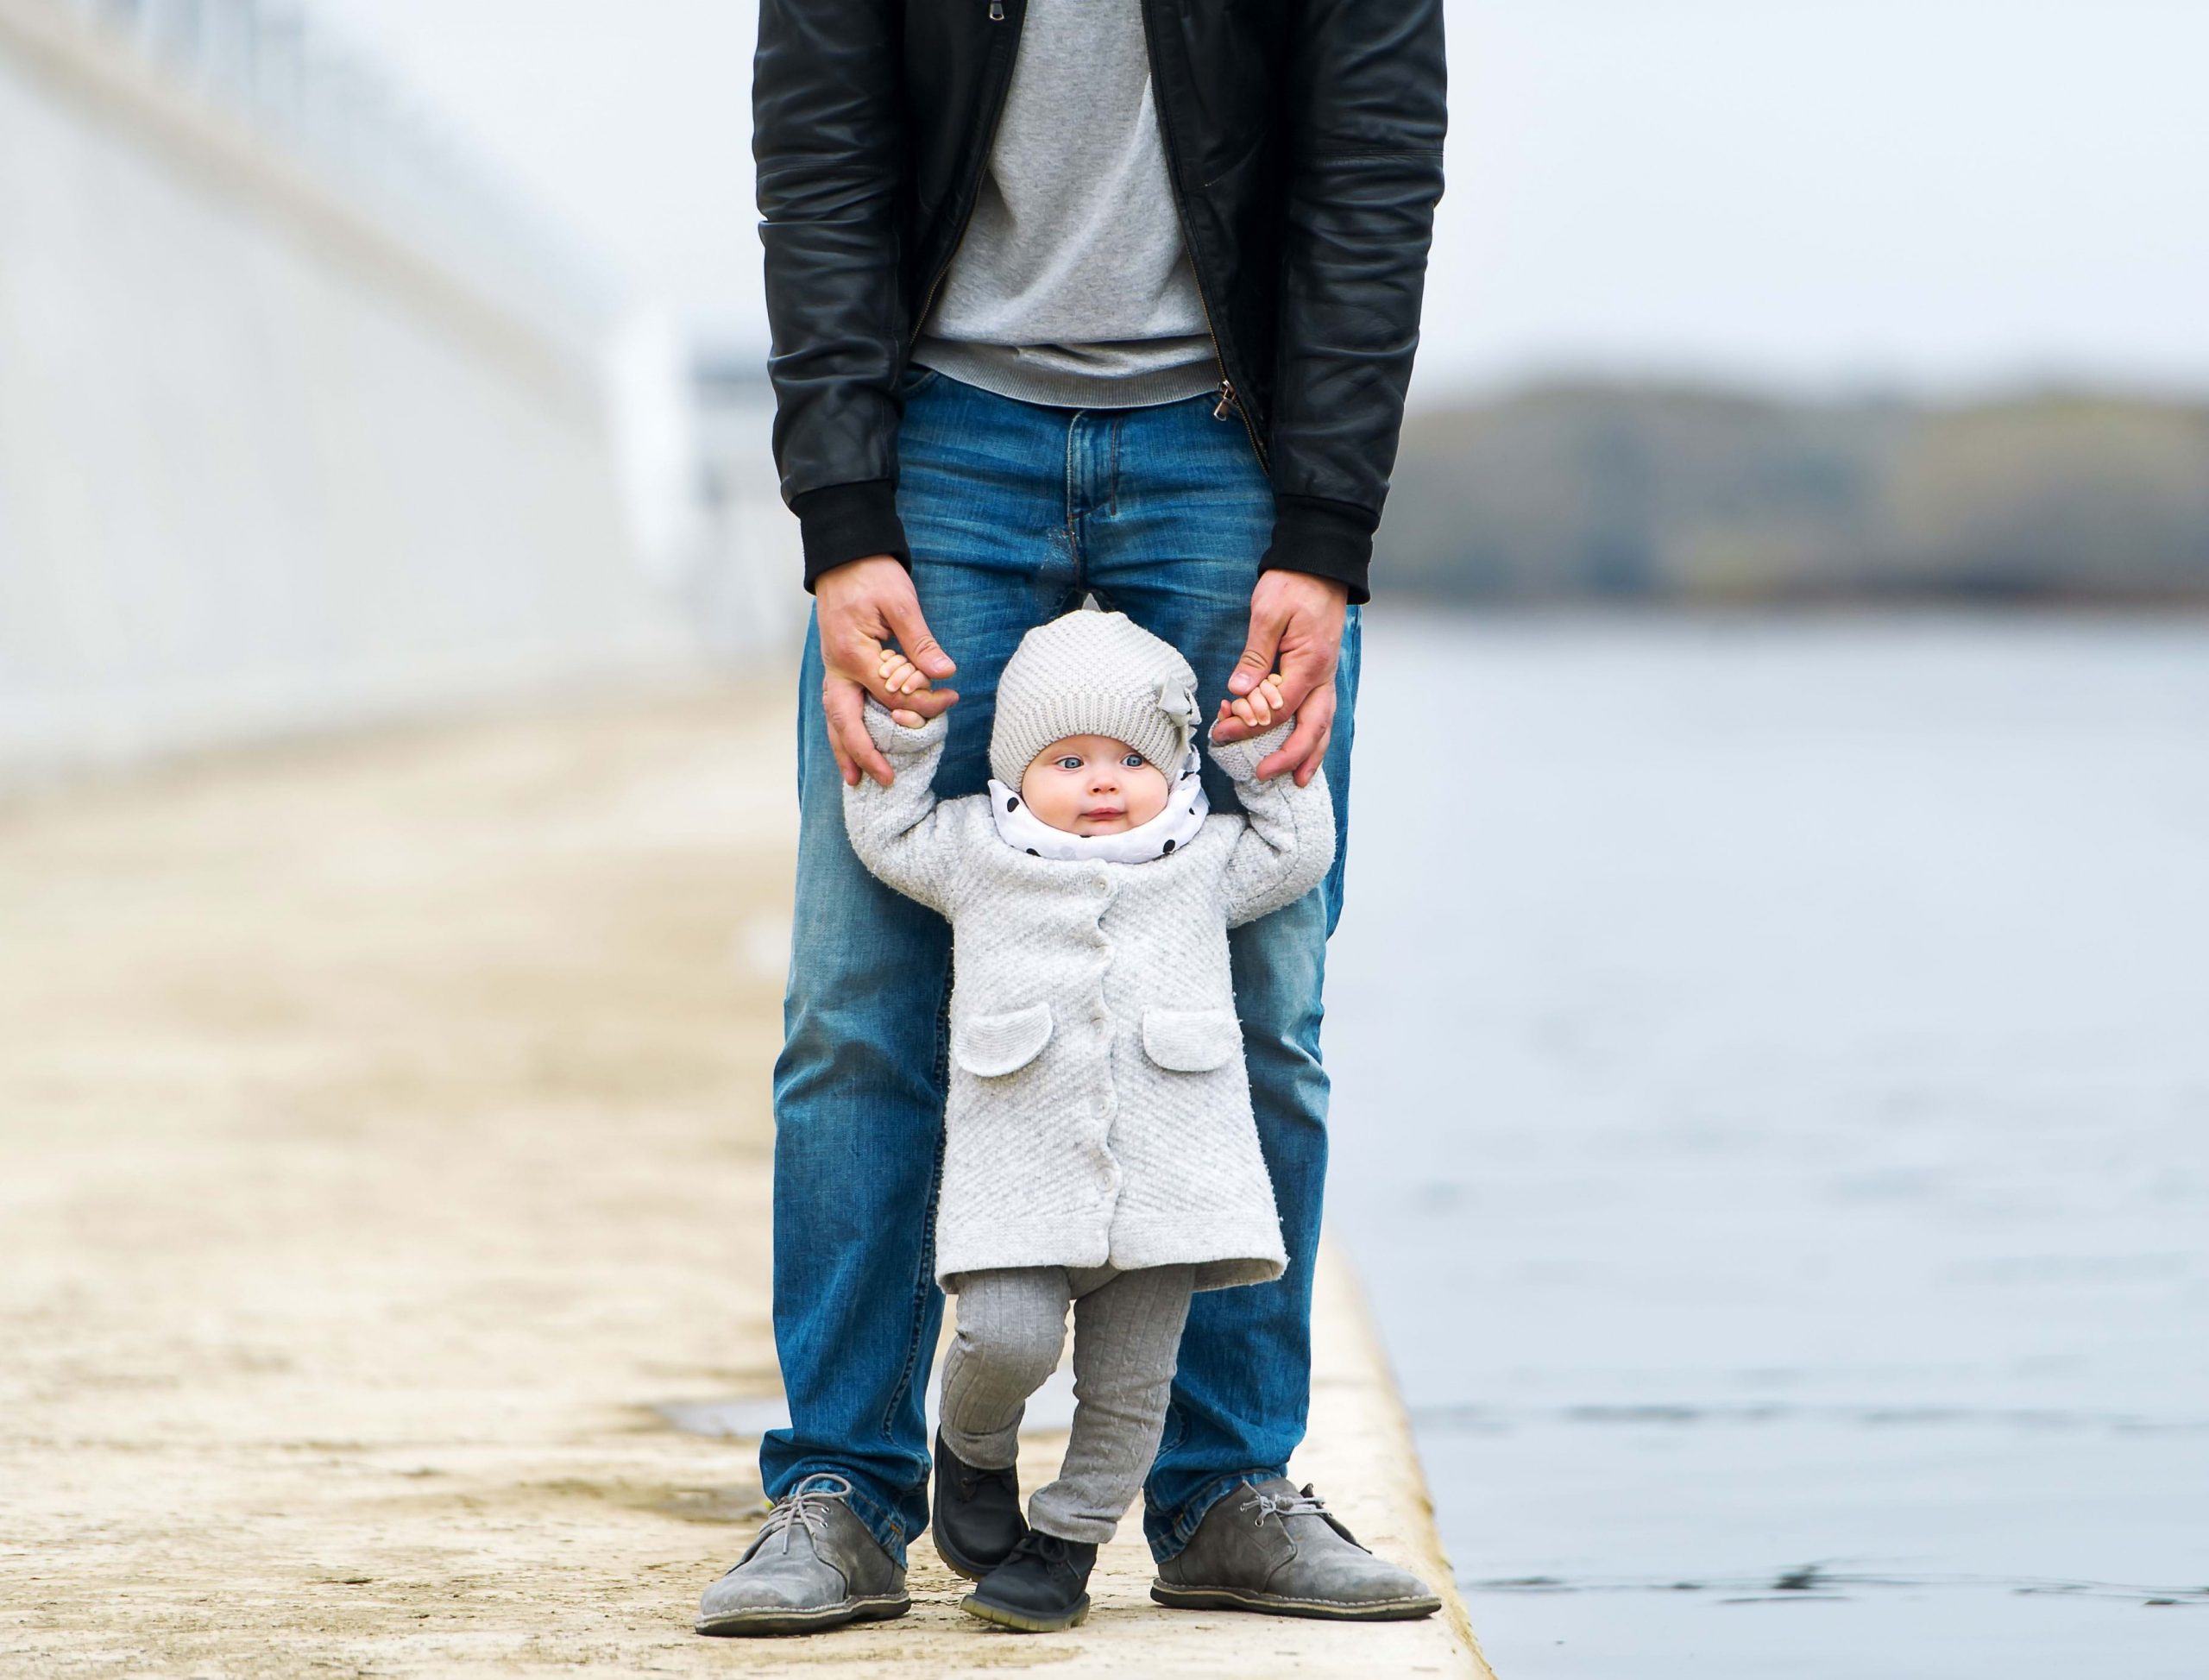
left=1151, top=1478, right=1443, bottom=1621
left=931, top=1430, right=1029, bottom=1580
left=695, top=1475, right=910, bottom=1637
left=962, top=1530, right=1098, bottom=1633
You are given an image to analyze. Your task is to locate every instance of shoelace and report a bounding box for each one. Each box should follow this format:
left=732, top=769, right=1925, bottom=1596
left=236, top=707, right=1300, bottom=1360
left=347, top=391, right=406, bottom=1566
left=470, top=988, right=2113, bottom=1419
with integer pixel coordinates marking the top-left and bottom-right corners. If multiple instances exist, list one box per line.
left=755, top=1473, right=853, bottom=1557
left=1239, top=1485, right=1332, bottom=1529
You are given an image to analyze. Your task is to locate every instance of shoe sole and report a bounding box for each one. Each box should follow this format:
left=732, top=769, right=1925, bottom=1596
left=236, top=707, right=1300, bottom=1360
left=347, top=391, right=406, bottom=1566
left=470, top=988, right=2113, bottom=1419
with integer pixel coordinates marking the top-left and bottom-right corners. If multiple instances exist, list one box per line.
left=695, top=1593, right=910, bottom=1638
left=960, top=1591, right=1092, bottom=1633
left=1149, top=1582, right=1442, bottom=1622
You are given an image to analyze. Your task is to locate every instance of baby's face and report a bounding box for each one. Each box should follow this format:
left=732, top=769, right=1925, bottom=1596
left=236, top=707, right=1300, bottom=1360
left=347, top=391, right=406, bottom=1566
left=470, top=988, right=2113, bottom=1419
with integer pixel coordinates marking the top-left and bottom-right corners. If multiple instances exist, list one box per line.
left=1017, top=735, right=1171, bottom=837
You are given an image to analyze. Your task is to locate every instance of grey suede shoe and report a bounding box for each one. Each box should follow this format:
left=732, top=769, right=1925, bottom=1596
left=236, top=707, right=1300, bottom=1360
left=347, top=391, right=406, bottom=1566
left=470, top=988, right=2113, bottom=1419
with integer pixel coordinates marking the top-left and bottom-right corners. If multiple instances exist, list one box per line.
left=1151, top=1478, right=1443, bottom=1621
left=695, top=1475, right=910, bottom=1637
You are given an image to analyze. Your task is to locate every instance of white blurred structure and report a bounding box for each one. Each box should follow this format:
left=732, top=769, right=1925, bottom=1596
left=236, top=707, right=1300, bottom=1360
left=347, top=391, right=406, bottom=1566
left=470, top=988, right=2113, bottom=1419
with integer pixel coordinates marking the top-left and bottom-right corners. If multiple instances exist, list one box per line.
left=689, top=351, right=808, bottom=658
left=0, top=0, right=769, bottom=786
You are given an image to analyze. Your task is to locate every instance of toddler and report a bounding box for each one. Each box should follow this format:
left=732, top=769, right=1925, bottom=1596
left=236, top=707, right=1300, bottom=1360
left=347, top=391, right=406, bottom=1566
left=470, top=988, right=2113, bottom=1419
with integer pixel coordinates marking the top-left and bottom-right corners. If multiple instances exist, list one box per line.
left=842, top=607, right=1335, bottom=1633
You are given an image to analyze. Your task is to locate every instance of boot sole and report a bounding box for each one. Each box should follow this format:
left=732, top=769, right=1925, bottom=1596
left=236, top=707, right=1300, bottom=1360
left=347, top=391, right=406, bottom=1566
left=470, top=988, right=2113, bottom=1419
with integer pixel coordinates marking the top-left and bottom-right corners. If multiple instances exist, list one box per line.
left=695, top=1593, right=910, bottom=1638
left=960, top=1591, right=1092, bottom=1633
left=1149, top=1582, right=1442, bottom=1622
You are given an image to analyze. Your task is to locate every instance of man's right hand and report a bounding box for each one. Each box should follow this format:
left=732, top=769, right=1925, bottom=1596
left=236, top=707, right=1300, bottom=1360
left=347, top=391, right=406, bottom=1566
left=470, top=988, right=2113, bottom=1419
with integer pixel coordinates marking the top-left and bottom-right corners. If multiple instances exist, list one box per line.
left=815, top=556, right=958, bottom=786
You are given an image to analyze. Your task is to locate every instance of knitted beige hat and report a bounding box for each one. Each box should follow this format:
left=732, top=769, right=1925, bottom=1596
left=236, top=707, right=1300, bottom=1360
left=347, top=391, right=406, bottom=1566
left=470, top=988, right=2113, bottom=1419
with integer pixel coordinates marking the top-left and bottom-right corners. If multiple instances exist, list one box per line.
left=989, top=609, right=1203, bottom=787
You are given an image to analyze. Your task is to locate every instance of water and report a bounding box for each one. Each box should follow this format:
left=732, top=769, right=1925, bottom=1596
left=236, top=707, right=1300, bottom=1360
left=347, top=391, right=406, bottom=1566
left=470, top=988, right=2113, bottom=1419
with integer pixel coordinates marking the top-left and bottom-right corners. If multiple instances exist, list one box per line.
left=1325, top=613, right=2209, bottom=1679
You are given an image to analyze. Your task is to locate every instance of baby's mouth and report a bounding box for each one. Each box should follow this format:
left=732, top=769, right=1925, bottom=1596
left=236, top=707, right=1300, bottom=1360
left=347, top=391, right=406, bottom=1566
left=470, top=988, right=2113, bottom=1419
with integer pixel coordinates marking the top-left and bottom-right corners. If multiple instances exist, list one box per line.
left=1080, top=808, right=1125, bottom=825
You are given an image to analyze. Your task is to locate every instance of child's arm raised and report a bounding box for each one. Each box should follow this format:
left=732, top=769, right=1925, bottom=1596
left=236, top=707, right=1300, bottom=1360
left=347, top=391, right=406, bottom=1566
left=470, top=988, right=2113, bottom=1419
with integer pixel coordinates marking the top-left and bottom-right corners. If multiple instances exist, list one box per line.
left=840, top=700, right=965, bottom=915
left=1207, top=709, right=1337, bottom=928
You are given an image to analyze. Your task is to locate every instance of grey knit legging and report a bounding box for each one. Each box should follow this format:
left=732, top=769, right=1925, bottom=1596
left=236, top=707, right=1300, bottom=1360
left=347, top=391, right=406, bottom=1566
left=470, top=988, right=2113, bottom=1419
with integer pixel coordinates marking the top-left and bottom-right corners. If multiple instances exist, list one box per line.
left=938, top=1263, right=1197, bottom=1545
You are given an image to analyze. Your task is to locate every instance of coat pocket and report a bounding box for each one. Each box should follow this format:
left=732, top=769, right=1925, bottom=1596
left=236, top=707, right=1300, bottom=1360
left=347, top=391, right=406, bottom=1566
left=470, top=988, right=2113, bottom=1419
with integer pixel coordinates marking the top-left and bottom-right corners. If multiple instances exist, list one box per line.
left=952, top=1003, right=1054, bottom=1078
left=1140, top=1007, right=1242, bottom=1074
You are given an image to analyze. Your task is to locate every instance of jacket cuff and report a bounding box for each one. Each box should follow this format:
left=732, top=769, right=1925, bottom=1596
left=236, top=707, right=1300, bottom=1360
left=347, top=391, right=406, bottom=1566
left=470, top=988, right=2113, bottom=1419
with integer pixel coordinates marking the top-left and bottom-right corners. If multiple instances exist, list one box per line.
left=1261, top=494, right=1378, bottom=606
left=861, top=696, right=948, bottom=755
left=1205, top=716, right=1294, bottom=783
left=792, top=480, right=911, bottom=592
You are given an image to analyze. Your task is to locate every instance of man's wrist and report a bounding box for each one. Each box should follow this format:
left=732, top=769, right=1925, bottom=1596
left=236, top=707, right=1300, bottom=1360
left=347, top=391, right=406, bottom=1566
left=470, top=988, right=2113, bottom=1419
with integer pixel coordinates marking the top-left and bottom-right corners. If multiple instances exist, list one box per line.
left=1256, top=569, right=1351, bottom=611
left=815, top=552, right=909, bottom=598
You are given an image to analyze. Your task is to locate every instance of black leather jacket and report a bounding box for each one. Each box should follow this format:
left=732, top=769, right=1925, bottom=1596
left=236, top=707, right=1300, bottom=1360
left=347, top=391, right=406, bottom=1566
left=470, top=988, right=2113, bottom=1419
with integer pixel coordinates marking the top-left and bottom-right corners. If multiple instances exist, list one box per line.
left=753, top=0, right=1446, bottom=603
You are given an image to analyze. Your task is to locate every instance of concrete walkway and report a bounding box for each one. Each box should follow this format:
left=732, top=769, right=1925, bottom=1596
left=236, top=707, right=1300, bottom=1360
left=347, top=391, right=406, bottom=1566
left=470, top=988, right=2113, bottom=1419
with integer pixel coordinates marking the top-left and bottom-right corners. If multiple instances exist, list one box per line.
left=0, top=685, right=1492, bottom=1678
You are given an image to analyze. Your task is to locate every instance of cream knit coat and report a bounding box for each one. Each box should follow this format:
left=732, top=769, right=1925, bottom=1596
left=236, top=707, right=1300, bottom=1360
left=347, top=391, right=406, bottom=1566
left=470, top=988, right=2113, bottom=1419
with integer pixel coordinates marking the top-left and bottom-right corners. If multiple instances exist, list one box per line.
left=844, top=699, right=1336, bottom=1292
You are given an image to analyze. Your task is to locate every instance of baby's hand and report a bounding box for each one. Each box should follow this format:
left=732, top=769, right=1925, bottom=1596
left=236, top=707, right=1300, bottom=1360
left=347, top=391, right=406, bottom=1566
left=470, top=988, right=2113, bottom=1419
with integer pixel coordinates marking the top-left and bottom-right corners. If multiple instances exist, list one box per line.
left=876, top=646, right=932, bottom=728
left=1220, top=671, right=1286, bottom=731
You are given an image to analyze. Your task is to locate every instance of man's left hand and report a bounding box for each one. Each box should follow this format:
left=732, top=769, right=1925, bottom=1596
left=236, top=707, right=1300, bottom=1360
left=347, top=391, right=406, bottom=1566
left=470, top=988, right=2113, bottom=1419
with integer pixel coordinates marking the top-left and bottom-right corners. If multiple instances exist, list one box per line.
left=1211, top=569, right=1350, bottom=785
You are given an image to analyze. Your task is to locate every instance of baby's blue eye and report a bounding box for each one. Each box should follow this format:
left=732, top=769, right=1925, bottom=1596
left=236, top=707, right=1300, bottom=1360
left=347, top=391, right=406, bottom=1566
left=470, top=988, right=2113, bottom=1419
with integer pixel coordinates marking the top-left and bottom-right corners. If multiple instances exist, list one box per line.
left=1122, top=753, right=1143, bottom=768
left=1056, top=757, right=1082, bottom=771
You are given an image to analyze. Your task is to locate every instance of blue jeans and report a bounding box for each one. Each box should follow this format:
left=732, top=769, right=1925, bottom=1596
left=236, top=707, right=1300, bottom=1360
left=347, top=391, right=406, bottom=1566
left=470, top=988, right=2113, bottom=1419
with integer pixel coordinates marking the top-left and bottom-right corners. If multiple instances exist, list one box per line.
left=760, top=368, right=1359, bottom=1563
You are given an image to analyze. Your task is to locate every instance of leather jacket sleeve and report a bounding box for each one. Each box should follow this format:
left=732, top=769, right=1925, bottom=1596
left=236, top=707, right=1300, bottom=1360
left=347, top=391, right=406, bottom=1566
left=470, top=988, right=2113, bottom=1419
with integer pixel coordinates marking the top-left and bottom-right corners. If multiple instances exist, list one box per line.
left=752, top=0, right=912, bottom=589
left=1263, top=0, right=1449, bottom=604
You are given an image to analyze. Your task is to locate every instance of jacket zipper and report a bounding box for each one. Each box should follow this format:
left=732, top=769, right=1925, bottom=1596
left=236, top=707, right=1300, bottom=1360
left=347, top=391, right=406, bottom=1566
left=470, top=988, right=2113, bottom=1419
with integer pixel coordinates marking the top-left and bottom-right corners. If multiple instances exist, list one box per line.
left=1136, top=0, right=1267, bottom=469
left=916, top=2, right=1020, bottom=334
left=1183, top=254, right=1263, bottom=465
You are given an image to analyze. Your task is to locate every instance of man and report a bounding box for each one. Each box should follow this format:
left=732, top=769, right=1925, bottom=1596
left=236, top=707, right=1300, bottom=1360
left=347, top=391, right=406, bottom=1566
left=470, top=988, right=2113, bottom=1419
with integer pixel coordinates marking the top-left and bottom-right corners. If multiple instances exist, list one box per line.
left=697, top=0, right=1447, bottom=1638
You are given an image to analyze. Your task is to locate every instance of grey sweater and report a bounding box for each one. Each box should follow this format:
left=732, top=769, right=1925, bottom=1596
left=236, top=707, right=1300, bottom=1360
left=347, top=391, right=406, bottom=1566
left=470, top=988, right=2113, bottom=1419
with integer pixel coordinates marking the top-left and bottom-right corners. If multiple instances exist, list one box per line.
left=910, top=0, right=1220, bottom=410
left=843, top=700, right=1336, bottom=1290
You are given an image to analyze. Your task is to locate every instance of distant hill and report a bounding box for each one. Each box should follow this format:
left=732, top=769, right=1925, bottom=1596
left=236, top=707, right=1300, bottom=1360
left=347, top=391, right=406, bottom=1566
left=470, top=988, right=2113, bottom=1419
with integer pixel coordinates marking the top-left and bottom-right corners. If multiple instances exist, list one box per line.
left=1375, top=385, right=2209, bottom=603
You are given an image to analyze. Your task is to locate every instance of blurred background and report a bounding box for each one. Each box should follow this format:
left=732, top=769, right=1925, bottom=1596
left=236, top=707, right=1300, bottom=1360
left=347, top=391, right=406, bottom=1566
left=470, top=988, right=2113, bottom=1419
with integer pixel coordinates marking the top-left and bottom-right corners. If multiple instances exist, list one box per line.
left=3, top=3, right=2203, bottom=1677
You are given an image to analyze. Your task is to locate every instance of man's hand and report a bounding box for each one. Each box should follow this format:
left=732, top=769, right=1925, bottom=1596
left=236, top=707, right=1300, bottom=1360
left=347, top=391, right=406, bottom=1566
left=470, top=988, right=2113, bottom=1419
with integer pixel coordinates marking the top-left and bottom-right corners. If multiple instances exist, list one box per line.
left=815, top=556, right=958, bottom=786
left=1211, top=569, right=1350, bottom=785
